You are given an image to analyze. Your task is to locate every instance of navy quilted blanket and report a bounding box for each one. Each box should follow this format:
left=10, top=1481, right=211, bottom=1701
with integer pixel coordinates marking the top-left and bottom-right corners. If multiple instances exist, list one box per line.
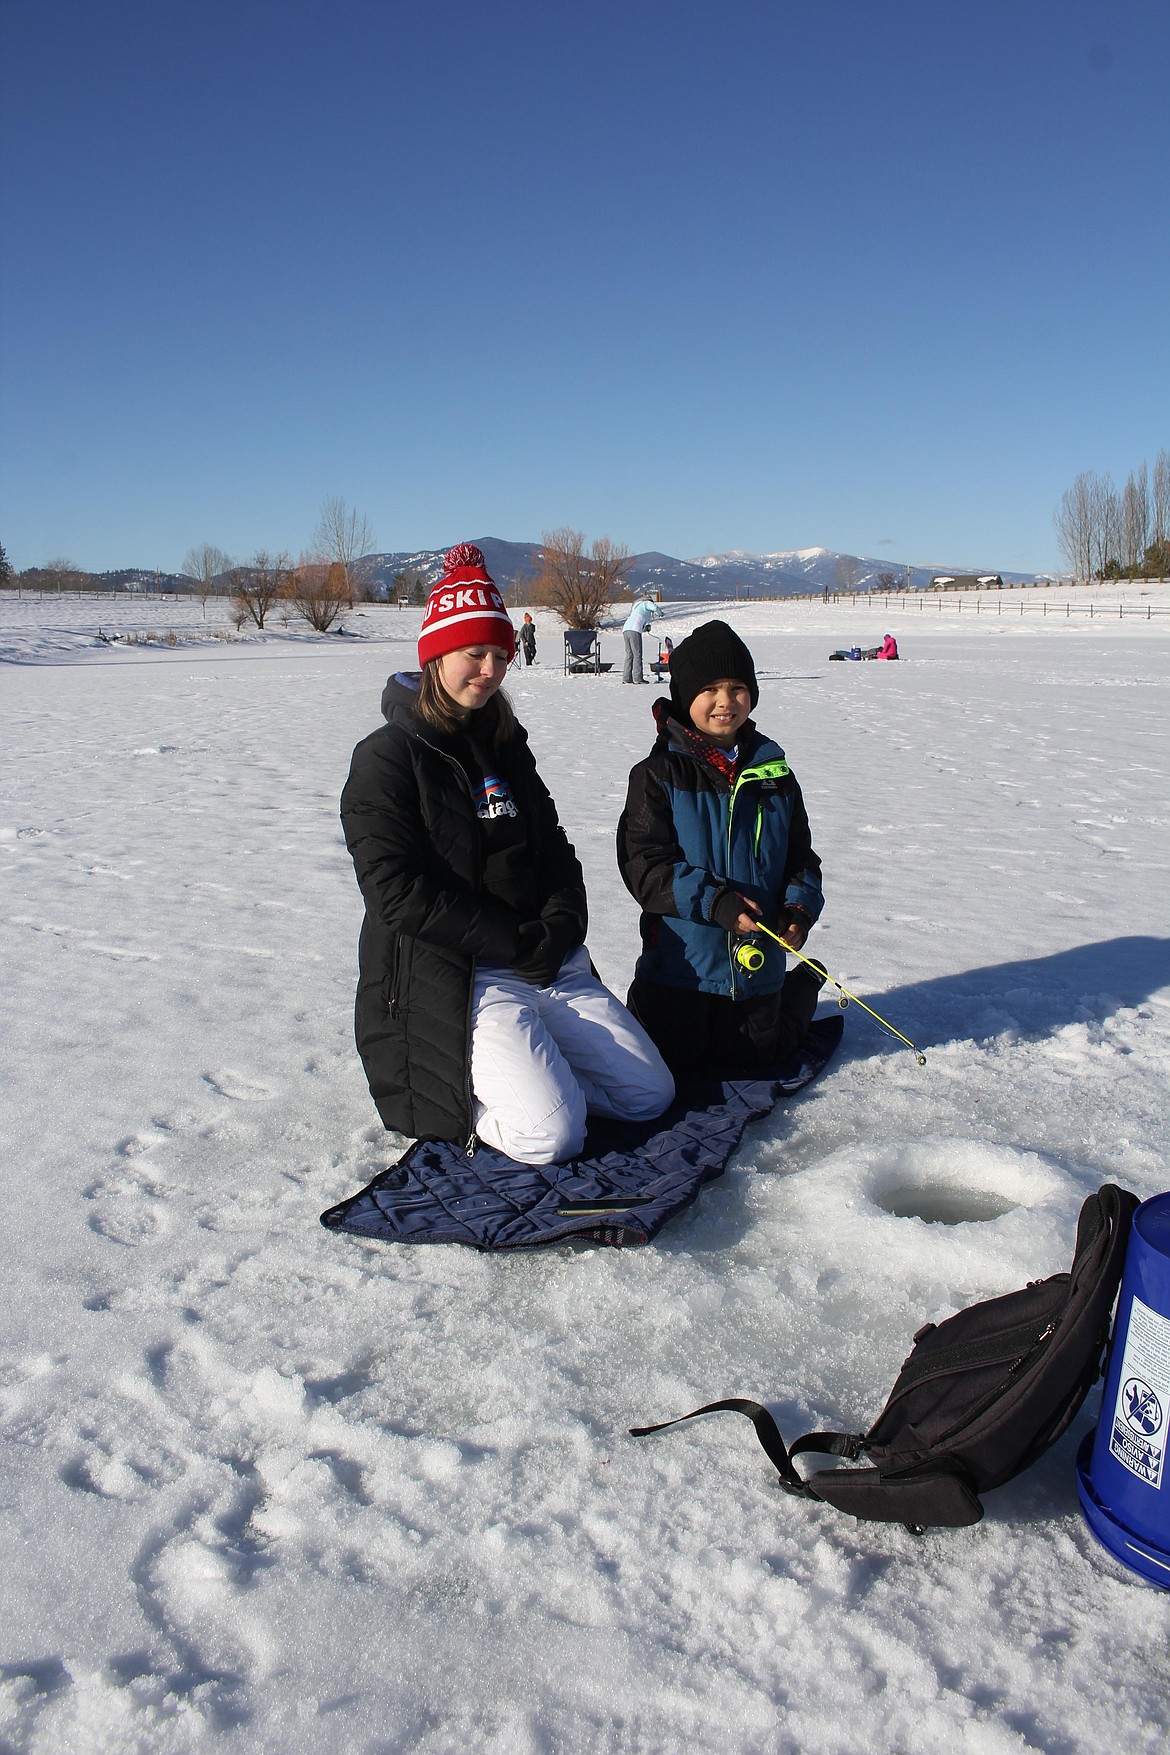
left=321, top=1014, right=843, bottom=1252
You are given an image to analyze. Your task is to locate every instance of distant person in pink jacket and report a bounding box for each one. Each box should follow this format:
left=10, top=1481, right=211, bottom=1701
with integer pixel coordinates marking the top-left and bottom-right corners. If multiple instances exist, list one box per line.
left=876, top=633, right=899, bottom=660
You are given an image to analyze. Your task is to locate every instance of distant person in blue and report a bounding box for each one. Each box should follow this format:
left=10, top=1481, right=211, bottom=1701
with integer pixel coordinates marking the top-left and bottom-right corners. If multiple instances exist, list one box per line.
left=621, top=596, right=661, bottom=684
left=617, top=620, right=826, bottom=1077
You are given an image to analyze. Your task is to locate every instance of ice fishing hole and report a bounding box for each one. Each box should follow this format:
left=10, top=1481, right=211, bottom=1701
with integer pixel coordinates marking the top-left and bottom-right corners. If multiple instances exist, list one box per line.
left=876, top=1184, right=1020, bottom=1225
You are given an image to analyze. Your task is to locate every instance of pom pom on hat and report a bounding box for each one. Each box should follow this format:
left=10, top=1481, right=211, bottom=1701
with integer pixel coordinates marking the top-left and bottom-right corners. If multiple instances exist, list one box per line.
left=668, top=620, right=759, bottom=718
left=443, top=542, right=488, bottom=573
left=418, top=543, right=516, bottom=666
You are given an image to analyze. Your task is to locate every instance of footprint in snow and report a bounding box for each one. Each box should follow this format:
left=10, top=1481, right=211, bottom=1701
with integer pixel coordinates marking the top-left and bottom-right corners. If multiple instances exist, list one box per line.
left=202, top=1071, right=276, bottom=1102
left=84, top=1164, right=168, bottom=1247
left=116, top=1129, right=172, bottom=1161
left=87, top=1197, right=163, bottom=1248
left=129, top=1467, right=279, bottom=1691
left=59, top=1442, right=172, bottom=1501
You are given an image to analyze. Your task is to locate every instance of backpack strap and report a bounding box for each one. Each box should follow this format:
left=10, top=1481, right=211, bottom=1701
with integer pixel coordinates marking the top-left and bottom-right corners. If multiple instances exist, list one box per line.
left=628, top=1405, right=978, bottom=1528
left=629, top=1399, right=822, bottom=1498
left=789, top=1430, right=866, bottom=1464
left=1072, top=1183, right=1138, bottom=1280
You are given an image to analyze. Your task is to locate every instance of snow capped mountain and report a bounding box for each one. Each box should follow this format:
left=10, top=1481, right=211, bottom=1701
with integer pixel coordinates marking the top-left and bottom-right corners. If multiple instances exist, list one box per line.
left=682, top=547, right=1044, bottom=596
left=360, top=541, right=1013, bottom=602
left=694, top=546, right=831, bottom=566
left=363, top=538, right=541, bottom=597
left=91, top=541, right=1043, bottom=603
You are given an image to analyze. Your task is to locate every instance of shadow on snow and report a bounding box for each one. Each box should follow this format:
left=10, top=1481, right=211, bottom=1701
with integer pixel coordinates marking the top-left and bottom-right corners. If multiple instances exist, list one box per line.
left=821, top=933, right=1170, bottom=1065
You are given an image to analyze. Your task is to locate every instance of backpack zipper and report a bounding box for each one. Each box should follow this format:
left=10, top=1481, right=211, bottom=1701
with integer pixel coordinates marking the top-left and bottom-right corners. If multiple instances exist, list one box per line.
left=874, top=1320, right=1059, bottom=1459
left=920, top=1320, right=1058, bottom=1460
left=887, top=1302, right=1066, bottom=1396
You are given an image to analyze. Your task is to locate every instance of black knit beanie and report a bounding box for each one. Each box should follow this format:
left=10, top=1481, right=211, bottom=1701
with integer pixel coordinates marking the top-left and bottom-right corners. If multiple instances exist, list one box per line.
left=668, top=620, right=759, bottom=719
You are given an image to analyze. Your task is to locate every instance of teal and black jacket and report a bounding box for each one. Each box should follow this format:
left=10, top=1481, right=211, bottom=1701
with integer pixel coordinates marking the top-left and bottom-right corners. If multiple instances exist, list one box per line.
left=617, top=711, right=823, bottom=999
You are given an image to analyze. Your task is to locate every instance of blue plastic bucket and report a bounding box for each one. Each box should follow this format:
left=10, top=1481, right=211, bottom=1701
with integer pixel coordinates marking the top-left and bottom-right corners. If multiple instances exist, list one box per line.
left=1077, top=1190, right=1170, bottom=1589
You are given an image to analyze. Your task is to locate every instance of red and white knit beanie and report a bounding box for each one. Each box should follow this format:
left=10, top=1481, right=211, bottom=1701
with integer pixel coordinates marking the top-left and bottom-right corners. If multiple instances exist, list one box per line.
left=418, top=543, right=516, bottom=666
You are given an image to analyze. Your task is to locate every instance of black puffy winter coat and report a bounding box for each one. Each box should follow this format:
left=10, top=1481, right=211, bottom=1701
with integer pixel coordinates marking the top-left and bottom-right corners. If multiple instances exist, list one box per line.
left=340, top=675, right=588, bottom=1142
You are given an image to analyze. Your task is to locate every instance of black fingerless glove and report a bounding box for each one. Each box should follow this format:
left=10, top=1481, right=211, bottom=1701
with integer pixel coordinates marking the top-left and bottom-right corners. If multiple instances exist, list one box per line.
left=711, top=888, right=752, bottom=933
left=784, top=905, right=813, bottom=949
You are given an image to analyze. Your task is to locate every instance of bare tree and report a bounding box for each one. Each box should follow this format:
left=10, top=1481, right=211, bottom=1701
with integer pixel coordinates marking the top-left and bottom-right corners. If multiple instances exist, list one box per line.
left=393, top=569, right=429, bottom=606
left=288, top=556, right=350, bottom=632
left=592, top=535, right=634, bottom=610
left=314, top=496, right=376, bottom=605
left=1095, top=474, right=1120, bottom=579
left=182, top=542, right=231, bottom=615
left=1057, top=455, right=1170, bottom=580
left=532, top=528, right=632, bottom=629
left=1054, top=473, right=1098, bottom=583
left=41, top=556, right=87, bottom=594
left=876, top=570, right=899, bottom=592
left=229, top=550, right=292, bottom=630
left=1118, top=466, right=1149, bottom=577
left=1153, top=449, right=1170, bottom=554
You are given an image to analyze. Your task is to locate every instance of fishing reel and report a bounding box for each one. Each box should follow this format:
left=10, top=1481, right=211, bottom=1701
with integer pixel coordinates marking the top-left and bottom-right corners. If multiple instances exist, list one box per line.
left=733, top=937, right=766, bottom=975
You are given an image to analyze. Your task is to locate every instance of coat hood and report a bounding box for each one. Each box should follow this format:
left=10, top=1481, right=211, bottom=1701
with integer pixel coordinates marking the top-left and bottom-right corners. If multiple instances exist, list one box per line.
left=381, top=670, right=421, bottom=723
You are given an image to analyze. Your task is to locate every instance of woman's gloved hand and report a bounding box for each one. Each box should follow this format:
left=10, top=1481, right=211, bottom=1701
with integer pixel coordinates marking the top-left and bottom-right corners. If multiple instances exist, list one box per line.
left=512, top=914, right=580, bottom=986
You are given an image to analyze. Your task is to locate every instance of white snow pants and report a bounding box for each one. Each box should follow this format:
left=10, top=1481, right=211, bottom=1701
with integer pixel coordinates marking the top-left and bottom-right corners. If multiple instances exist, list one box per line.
left=469, top=945, right=675, bottom=1165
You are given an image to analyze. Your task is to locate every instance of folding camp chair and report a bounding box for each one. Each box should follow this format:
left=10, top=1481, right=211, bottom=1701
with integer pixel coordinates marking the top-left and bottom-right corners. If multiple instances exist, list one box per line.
left=649, top=637, right=673, bottom=680
left=563, top=628, right=604, bottom=674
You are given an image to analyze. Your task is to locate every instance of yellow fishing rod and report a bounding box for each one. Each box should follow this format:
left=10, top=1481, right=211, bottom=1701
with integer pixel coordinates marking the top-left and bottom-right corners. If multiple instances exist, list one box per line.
left=735, top=923, right=927, bottom=1065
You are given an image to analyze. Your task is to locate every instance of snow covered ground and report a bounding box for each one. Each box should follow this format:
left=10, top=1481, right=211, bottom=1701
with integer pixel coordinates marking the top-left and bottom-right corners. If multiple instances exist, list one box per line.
left=2, top=592, right=1169, bottom=1753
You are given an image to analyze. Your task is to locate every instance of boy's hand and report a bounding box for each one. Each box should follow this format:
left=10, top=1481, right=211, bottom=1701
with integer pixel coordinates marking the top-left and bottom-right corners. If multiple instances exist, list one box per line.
left=778, top=906, right=812, bottom=951
left=712, top=890, right=762, bottom=936
left=734, top=898, right=764, bottom=935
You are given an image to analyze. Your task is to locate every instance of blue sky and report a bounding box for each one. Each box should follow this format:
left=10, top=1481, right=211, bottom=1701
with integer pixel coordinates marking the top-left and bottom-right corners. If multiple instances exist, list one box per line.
left=1, top=0, right=1167, bottom=575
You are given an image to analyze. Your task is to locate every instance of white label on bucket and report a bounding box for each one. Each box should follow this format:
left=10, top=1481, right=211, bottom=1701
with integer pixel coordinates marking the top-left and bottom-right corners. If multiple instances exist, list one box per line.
left=1108, top=1296, right=1169, bottom=1489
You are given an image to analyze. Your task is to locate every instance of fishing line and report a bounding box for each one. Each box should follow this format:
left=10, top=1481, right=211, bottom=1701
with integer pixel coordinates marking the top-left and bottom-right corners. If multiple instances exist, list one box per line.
left=735, top=922, right=927, bottom=1065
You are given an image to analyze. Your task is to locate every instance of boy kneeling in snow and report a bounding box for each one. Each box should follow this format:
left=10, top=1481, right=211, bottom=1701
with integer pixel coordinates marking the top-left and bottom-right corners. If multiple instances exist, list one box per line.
left=617, top=620, right=826, bottom=1078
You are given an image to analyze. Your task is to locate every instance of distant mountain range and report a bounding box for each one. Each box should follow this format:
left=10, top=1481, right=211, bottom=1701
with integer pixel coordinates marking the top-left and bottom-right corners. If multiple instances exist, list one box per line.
left=361, top=540, right=1050, bottom=600
left=92, top=543, right=1053, bottom=598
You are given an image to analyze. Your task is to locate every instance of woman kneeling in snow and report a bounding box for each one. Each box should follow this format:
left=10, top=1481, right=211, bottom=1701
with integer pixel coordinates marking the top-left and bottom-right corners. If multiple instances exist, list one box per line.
left=341, top=544, right=674, bottom=1165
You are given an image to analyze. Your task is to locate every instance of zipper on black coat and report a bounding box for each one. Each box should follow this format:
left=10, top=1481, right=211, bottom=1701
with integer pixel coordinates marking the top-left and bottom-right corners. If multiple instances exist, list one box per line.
left=413, top=722, right=486, bottom=1147
left=386, top=937, right=403, bottom=1020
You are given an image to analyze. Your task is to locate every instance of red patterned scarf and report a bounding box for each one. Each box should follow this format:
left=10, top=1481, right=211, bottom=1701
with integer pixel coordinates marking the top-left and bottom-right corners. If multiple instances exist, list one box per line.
left=652, top=699, right=752, bottom=782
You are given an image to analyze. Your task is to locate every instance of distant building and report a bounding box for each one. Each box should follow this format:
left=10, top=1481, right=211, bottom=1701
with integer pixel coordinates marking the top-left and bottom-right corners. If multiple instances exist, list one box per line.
left=930, top=573, right=1004, bottom=590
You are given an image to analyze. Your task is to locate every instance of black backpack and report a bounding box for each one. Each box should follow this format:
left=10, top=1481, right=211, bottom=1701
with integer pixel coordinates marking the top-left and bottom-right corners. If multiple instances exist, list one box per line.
left=632, top=1184, right=1137, bottom=1531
